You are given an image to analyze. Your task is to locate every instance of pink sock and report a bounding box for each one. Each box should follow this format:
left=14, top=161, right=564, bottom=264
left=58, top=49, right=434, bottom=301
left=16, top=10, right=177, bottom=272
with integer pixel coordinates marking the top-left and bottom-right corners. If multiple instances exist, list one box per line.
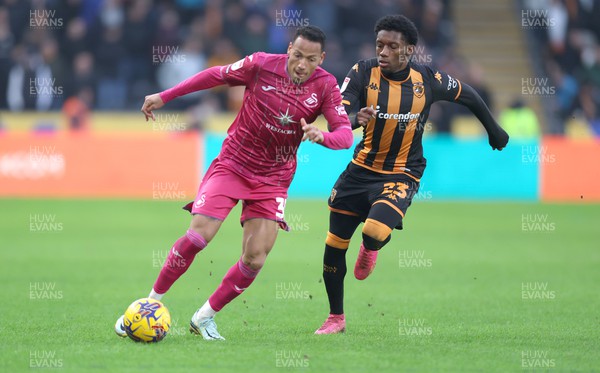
left=208, top=259, right=260, bottom=312
left=152, top=229, right=207, bottom=294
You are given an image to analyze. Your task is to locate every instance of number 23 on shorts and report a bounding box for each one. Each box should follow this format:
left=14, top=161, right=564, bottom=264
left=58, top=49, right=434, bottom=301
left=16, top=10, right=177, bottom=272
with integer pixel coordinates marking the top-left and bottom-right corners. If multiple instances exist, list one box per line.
left=381, top=182, right=409, bottom=202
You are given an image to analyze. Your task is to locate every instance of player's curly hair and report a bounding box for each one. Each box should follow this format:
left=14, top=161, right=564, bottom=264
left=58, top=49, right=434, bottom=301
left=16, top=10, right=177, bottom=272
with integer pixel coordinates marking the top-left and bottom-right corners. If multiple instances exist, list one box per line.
left=374, top=15, right=418, bottom=46
left=293, top=25, right=326, bottom=51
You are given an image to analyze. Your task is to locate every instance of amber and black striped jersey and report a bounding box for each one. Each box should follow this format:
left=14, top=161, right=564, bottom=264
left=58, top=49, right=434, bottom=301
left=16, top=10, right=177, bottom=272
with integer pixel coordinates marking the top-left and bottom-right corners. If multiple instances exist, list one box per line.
left=340, top=58, right=464, bottom=180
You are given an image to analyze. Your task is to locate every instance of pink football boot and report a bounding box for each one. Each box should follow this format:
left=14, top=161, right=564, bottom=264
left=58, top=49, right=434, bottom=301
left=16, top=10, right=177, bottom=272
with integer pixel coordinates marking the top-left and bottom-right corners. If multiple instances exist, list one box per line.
left=315, top=314, right=346, bottom=335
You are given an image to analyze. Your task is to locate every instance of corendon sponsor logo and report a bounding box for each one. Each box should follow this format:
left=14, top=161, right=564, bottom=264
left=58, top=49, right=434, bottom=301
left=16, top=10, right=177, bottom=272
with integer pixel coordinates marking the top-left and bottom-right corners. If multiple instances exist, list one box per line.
left=376, top=107, right=421, bottom=123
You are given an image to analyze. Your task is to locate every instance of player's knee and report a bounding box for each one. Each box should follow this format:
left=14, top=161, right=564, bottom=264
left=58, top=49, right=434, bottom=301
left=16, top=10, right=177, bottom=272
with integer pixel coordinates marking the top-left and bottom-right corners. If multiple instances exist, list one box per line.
left=363, top=218, right=392, bottom=241
left=189, top=214, right=220, bottom=243
left=362, top=218, right=392, bottom=251
left=242, top=238, right=274, bottom=270
left=325, top=231, right=350, bottom=250
left=241, top=251, right=266, bottom=271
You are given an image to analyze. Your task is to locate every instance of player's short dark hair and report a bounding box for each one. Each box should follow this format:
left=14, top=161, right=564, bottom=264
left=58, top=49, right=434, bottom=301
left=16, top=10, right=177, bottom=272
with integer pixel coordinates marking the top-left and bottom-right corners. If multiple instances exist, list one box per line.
left=292, top=25, right=326, bottom=51
left=374, top=15, right=418, bottom=46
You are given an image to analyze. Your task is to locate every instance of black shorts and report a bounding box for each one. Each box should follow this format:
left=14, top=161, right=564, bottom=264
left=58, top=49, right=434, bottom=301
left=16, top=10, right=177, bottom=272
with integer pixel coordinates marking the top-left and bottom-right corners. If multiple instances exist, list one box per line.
left=328, top=163, right=420, bottom=230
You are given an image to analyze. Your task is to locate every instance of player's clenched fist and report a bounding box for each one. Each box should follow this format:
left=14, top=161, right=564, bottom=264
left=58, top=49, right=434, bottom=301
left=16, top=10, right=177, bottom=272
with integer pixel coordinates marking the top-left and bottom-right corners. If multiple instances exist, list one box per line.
left=301, top=118, right=324, bottom=144
left=356, top=105, right=378, bottom=127
left=141, top=93, right=165, bottom=121
left=489, top=128, right=509, bottom=151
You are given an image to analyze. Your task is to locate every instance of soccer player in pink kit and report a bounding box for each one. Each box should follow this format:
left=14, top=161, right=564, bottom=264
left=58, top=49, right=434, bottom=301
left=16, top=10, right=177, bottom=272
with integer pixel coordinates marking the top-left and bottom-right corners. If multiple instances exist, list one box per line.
left=114, top=26, right=353, bottom=340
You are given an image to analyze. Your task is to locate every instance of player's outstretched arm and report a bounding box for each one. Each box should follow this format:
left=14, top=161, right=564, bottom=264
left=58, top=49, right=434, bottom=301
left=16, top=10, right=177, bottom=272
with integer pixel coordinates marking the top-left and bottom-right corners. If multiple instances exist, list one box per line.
left=158, top=66, right=226, bottom=104
left=457, top=83, right=509, bottom=151
left=430, top=67, right=509, bottom=150
left=155, top=54, right=258, bottom=111
left=141, top=65, right=225, bottom=121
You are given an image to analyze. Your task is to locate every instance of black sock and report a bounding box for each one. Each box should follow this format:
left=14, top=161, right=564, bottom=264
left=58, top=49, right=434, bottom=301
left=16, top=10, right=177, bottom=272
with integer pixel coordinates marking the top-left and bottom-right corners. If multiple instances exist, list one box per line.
left=323, top=244, right=347, bottom=315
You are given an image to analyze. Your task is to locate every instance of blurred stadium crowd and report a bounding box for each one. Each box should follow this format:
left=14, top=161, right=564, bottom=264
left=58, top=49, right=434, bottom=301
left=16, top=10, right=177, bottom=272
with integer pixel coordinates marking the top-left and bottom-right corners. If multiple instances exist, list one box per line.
left=0, top=0, right=451, bottom=112
left=0, top=0, right=598, bottom=135
left=524, top=0, right=600, bottom=135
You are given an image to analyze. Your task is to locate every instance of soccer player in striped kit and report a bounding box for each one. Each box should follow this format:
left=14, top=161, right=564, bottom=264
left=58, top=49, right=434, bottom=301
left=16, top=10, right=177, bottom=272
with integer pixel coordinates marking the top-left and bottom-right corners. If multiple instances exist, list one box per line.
left=315, top=15, right=509, bottom=334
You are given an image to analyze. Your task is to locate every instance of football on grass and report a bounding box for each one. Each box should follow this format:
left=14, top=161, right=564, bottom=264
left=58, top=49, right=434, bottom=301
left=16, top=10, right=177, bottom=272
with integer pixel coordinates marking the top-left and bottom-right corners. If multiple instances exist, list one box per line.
left=123, top=298, right=171, bottom=343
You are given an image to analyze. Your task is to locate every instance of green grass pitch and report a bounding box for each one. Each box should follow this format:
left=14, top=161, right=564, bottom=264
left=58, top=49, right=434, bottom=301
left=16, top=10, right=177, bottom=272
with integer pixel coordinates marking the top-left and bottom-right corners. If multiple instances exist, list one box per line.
left=1, top=199, right=599, bottom=372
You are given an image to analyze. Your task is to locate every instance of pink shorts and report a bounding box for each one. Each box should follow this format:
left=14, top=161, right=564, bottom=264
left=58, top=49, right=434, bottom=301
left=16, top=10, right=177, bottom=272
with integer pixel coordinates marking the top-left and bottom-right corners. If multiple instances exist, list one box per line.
left=184, top=160, right=289, bottom=230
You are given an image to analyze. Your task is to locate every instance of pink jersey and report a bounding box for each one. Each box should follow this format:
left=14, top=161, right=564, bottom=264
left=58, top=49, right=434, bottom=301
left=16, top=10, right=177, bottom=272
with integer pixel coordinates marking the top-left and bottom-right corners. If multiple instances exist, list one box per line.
left=160, top=52, right=353, bottom=188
